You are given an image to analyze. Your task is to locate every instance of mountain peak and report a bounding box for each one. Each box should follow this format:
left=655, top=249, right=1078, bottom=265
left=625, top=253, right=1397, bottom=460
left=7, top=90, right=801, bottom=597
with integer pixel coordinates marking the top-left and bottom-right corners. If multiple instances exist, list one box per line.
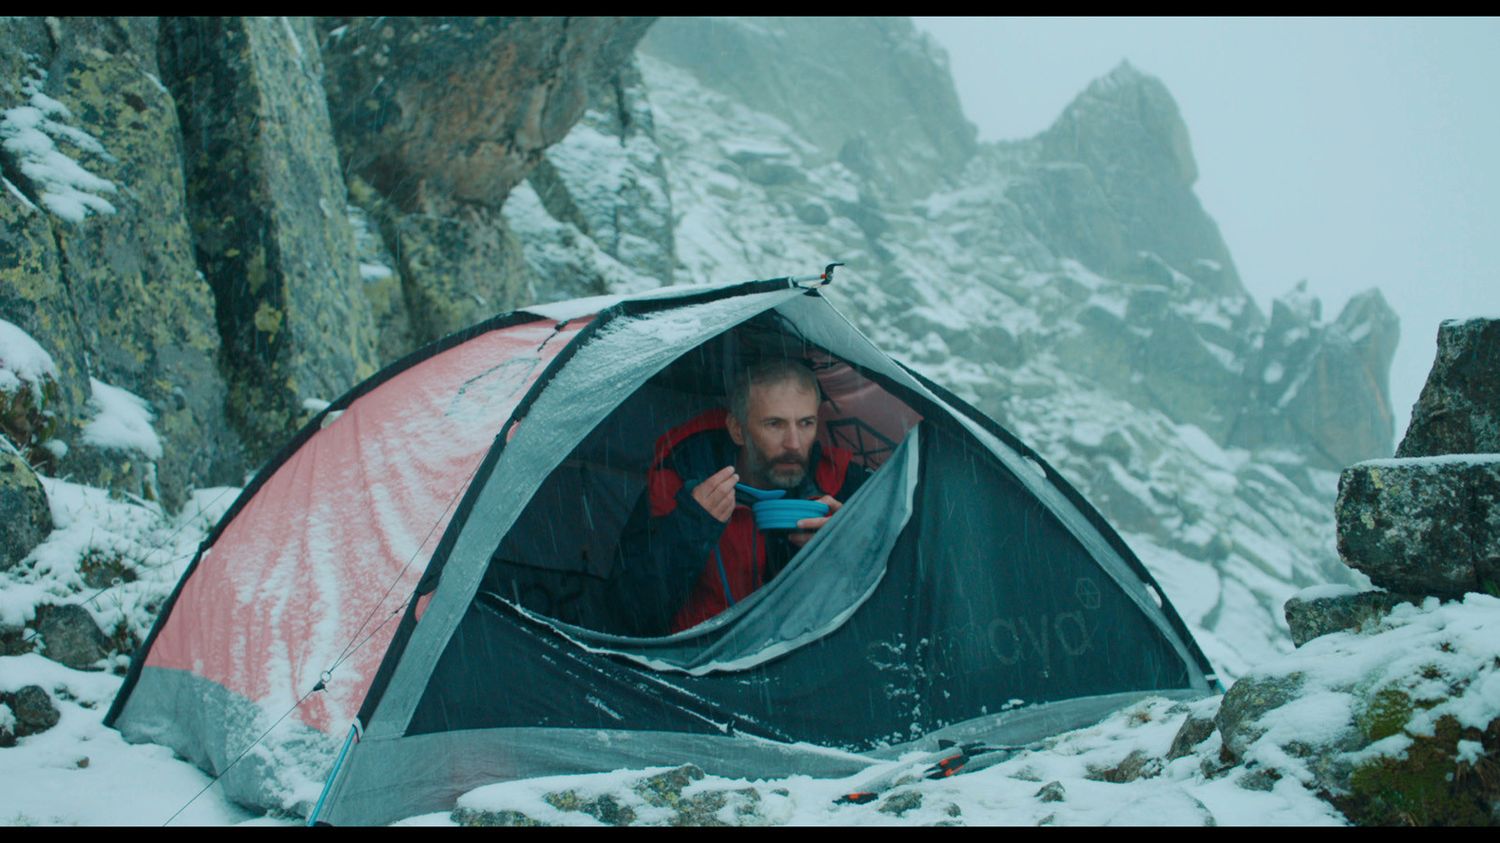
left=1044, top=61, right=1197, bottom=188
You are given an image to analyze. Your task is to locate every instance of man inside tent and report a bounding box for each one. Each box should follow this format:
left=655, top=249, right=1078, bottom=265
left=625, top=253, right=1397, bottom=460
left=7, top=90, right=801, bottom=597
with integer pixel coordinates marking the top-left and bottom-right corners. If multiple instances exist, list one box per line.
left=612, top=358, right=870, bottom=635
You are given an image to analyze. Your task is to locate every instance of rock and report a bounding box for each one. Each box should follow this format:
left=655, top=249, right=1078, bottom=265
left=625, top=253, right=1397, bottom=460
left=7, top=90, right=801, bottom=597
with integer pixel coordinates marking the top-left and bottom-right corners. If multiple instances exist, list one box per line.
left=5, top=685, right=60, bottom=736
left=1283, top=590, right=1417, bottom=646
left=0, top=451, right=52, bottom=571
left=878, top=790, right=922, bottom=816
left=1087, top=748, right=1162, bottom=783
left=1, top=17, right=244, bottom=505
left=1236, top=766, right=1281, bottom=792
left=451, top=807, right=542, bottom=827
left=1336, top=458, right=1500, bottom=598
left=629, top=765, right=765, bottom=826
left=1167, top=711, right=1218, bottom=760
left=0, top=626, right=34, bottom=657
left=1216, top=672, right=1305, bottom=760
left=543, top=789, right=635, bottom=826
left=1336, top=713, right=1500, bottom=826
left=1398, top=318, right=1500, bottom=458
left=34, top=603, right=110, bottom=670
left=344, top=184, right=416, bottom=367
left=1028, top=62, right=1240, bottom=290
left=526, top=57, right=676, bottom=285
left=1231, top=285, right=1400, bottom=471
left=1035, top=781, right=1066, bottom=803
left=322, top=17, right=656, bottom=212
left=641, top=17, right=975, bottom=201
left=381, top=201, right=531, bottom=346
left=159, top=16, right=379, bottom=467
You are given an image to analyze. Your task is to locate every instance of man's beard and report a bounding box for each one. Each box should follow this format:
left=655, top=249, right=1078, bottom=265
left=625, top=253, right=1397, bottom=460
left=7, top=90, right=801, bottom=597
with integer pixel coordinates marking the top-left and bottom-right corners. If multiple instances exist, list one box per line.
left=752, top=446, right=809, bottom=490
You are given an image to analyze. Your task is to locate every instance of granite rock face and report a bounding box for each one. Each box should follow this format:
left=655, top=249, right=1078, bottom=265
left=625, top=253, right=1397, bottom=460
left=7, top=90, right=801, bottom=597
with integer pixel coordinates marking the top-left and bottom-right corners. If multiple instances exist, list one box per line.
left=1336, top=458, right=1500, bottom=599
left=1397, top=318, right=1500, bottom=458
left=160, top=16, right=380, bottom=466
left=0, top=450, right=51, bottom=572
left=2, top=17, right=244, bottom=506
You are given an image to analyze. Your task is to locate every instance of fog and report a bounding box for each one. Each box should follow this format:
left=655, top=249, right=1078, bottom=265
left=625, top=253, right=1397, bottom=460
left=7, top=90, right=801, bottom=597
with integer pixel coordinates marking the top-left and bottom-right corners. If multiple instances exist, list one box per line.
left=914, top=17, right=1500, bottom=443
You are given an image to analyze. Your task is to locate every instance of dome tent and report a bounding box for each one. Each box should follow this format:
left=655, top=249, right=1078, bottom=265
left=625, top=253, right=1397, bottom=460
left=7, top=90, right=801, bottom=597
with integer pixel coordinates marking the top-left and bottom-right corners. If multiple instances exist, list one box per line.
left=106, top=271, right=1218, bottom=825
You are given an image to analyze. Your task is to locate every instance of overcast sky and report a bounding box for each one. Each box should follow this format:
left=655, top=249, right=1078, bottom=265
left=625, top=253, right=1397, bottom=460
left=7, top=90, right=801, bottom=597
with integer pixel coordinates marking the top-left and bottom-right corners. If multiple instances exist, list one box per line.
left=912, top=17, right=1500, bottom=443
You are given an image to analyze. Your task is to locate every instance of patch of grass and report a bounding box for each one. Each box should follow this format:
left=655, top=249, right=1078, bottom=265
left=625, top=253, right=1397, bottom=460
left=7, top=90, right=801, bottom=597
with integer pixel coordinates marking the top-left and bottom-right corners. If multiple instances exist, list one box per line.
left=1339, top=715, right=1497, bottom=826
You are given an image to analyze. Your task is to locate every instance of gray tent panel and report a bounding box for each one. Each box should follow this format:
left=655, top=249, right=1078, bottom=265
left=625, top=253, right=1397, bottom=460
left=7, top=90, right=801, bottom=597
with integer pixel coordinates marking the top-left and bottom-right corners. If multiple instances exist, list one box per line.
left=366, top=288, right=802, bottom=740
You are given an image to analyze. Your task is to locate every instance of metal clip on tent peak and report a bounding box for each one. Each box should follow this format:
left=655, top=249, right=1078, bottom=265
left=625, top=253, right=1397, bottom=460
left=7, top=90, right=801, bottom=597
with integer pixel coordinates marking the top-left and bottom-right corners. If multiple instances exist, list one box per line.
left=790, top=262, right=844, bottom=289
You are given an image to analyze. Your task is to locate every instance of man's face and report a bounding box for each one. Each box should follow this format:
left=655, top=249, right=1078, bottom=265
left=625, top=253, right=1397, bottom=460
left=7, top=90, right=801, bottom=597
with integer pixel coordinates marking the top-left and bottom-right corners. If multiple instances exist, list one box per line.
left=727, top=378, right=820, bottom=490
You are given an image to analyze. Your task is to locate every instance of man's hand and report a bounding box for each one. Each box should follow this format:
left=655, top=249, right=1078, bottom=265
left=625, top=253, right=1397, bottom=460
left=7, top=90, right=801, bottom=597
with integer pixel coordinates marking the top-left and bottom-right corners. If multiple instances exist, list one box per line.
left=788, top=495, right=841, bottom=548
left=690, top=465, right=738, bottom=524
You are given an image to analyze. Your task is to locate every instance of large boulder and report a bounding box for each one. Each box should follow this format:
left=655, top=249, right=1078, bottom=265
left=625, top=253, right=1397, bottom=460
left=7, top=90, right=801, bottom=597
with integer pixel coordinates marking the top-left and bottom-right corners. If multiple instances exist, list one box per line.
left=1336, top=457, right=1500, bottom=599
left=1283, top=588, right=1417, bottom=647
left=320, top=17, right=655, bottom=351
left=160, top=17, right=380, bottom=465
left=0, top=450, right=51, bottom=572
left=1397, top=317, right=1500, bottom=458
left=322, top=17, right=656, bottom=212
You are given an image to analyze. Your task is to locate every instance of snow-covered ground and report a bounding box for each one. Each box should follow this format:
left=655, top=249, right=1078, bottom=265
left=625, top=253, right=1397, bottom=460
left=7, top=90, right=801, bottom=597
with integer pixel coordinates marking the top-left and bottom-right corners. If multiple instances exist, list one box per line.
left=3, top=458, right=1494, bottom=825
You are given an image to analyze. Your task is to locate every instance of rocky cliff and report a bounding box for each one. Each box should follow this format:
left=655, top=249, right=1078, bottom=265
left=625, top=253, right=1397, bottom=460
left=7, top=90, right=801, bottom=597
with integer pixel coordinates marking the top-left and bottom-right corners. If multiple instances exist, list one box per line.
left=1, top=16, right=654, bottom=506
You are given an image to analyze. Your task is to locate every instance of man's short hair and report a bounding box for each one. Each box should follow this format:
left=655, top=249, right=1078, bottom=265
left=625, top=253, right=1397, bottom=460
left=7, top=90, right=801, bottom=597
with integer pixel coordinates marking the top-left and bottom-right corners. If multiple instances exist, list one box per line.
left=729, top=359, right=820, bottom=424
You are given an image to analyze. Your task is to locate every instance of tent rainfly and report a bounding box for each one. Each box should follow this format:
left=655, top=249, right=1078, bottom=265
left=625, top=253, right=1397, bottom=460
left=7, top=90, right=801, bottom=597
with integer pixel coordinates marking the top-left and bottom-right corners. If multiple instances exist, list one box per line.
left=106, top=272, right=1218, bottom=825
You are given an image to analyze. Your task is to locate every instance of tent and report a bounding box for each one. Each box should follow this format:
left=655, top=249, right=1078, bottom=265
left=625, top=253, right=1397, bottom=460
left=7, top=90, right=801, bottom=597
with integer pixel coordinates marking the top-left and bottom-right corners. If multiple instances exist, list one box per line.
left=106, top=272, right=1218, bottom=825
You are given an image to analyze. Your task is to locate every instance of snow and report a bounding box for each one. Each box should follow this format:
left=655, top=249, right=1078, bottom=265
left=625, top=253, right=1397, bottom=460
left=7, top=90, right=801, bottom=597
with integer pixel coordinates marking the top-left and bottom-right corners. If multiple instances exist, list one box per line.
left=0, top=77, right=119, bottom=223
left=1239, top=593, right=1500, bottom=755
left=0, top=655, right=260, bottom=827
left=358, top=262, right=393, bottom=281
left=429, top=696, right=1343, bottom=827
left=0, top=318, right=58, bottom=400
left=1291, top=583, right=1361, bottom=601
left=1357, top=453, right=1500, bottom=468
left=1456, top=739, right=1484, bottom=765
left=81, top=378, right=162, bottom=460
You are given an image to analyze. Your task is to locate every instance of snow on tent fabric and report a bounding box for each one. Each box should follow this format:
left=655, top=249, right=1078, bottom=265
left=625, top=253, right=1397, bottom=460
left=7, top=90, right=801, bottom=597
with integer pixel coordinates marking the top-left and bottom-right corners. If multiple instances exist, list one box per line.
left=105, top=276, right=1218, bottom=825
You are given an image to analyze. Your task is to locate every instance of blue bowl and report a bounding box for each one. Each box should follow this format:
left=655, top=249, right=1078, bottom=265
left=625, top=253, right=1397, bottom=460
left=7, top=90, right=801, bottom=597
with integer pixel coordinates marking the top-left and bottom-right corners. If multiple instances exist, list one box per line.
left=752, top=498, right=830, bottom=531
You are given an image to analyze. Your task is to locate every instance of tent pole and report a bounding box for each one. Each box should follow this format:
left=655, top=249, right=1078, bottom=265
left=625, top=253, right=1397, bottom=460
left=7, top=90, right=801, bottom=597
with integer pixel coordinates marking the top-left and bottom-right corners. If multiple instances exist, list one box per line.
left=306, top=722, right=360, bottom=826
